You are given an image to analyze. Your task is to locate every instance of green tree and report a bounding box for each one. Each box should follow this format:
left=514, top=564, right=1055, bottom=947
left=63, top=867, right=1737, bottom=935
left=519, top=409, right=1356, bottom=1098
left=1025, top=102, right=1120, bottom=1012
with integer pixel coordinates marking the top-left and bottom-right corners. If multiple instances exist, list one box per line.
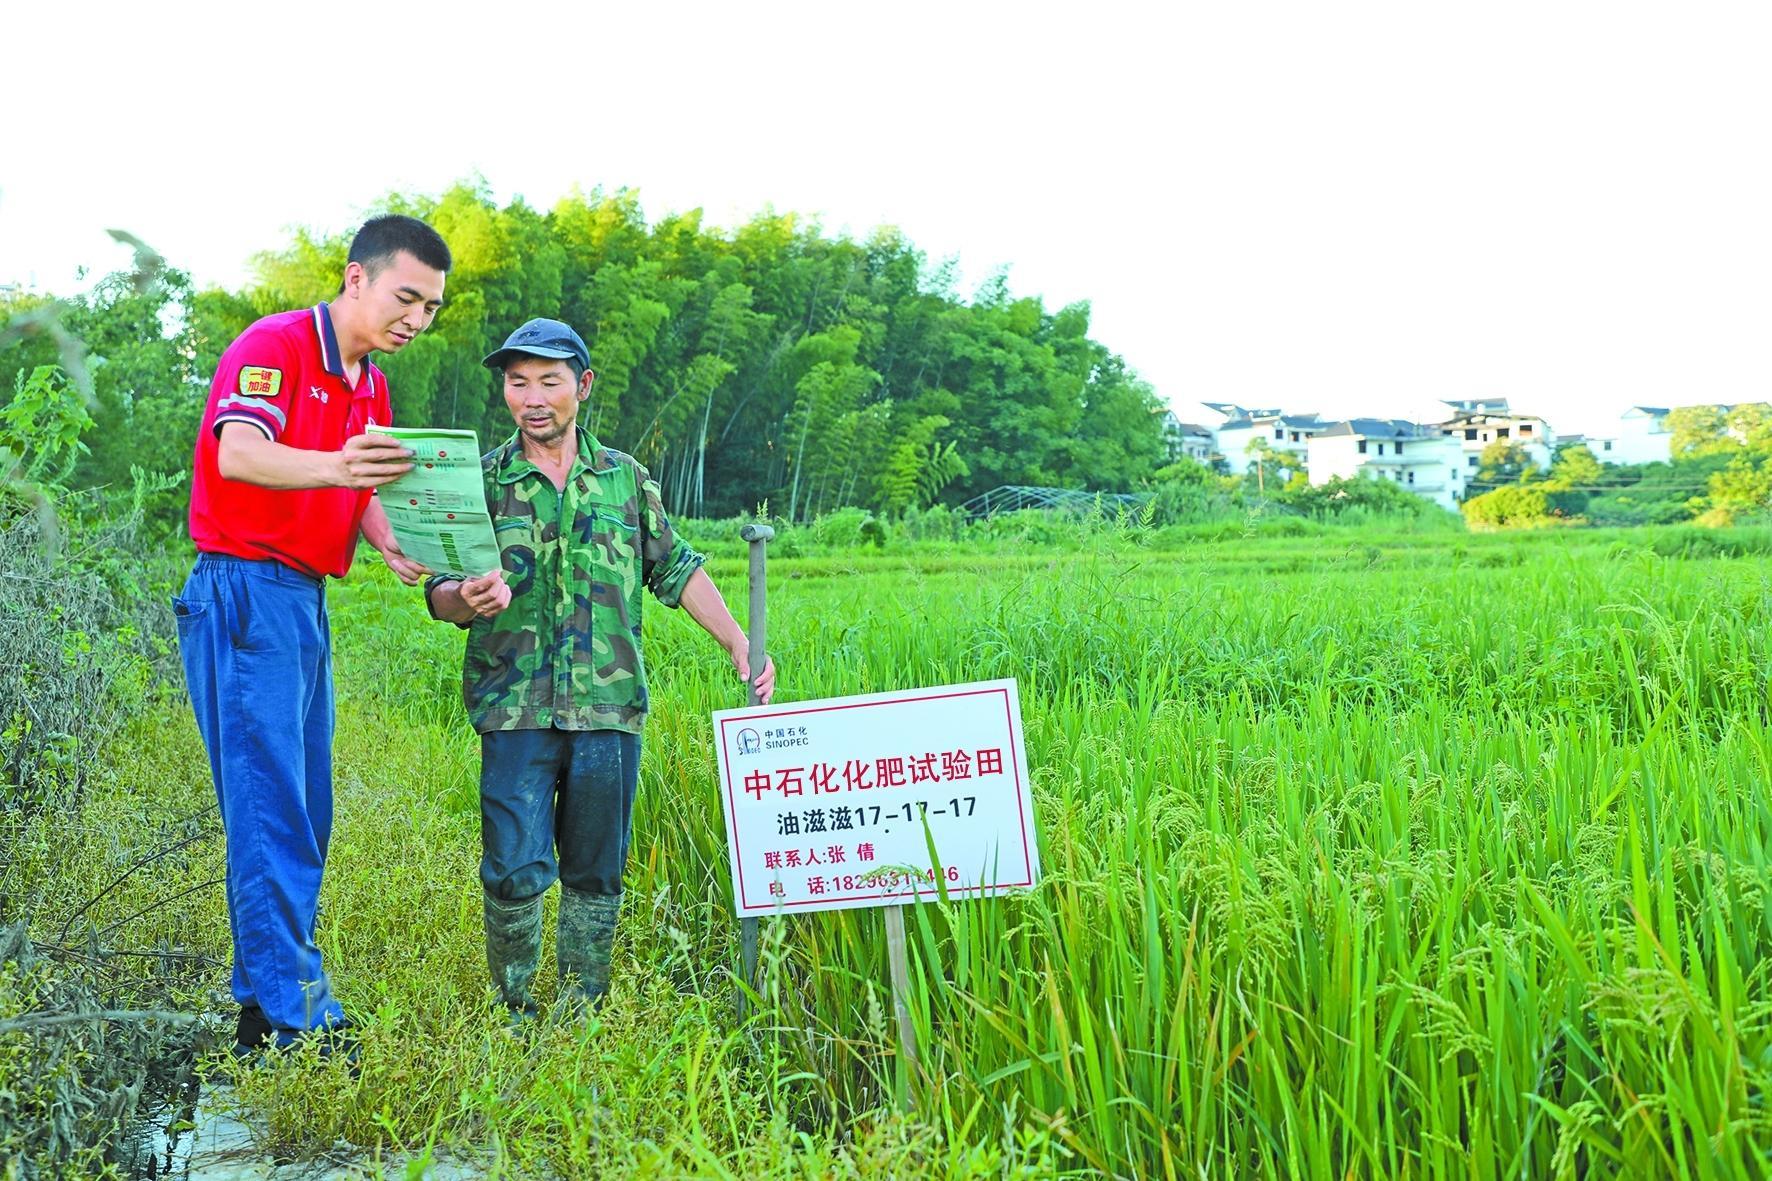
left=1063, top=352, right=1166, bottom=490
left=0, top=365, right=95, bottom=548
left=1, top=366, right=92, bottom=492
left=1475, top=441, right=1531, bottom=485
left=1278, top=474, right=1435, bottom=518
left=11, top=182, right=1170, bottom=522
left=1547, top=443, right=1603, bottom=488
left=648, top=281, right=771, bottom=515
left=1462, top=484, right=1562, bottom=529
left=876, top=414, right=969, bottom=516
left=783, top=358, right=878, bottom=520
left=1708, top=453, right=1772, bottom=514
left=1726, top=403, right=1771, bottom=450
left=1666, top=405, right=1732, bottom=458
left=1245, top=437, right=1275, bottom=496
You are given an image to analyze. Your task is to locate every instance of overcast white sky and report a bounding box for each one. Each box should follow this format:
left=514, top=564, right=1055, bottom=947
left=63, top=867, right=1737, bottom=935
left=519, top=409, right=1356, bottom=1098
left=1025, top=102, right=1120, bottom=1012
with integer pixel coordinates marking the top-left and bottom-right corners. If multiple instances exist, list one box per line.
left=3, top=1, right=1767, bottom=436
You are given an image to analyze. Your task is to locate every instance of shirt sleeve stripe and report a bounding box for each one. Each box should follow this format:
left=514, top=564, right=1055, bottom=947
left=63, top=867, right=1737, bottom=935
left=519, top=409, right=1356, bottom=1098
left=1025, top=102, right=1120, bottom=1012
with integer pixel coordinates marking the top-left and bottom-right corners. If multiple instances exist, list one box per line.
left=212, top=411, right=278, bottom=442
left=216, top=394, right=290, bottom=428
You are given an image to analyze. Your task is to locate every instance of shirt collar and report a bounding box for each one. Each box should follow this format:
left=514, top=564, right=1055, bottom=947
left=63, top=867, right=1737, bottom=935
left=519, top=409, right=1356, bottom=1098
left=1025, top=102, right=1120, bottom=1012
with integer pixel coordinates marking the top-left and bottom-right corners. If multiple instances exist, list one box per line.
left=494, top=425, right=619, bottom=485
left=311, top=303, right=346, bottom=378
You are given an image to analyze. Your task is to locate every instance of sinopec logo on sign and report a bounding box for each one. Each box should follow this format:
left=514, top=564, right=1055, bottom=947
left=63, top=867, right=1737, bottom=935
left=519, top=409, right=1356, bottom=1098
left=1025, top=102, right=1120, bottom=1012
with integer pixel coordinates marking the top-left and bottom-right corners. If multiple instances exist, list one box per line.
left=737, top=728, right=762, bottom=755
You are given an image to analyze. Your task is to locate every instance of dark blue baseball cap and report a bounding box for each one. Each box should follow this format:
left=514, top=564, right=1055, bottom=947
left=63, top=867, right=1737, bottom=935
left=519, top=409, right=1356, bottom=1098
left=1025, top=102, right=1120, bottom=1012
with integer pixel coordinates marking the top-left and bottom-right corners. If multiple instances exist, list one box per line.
left=482, top=318, right=591, bottom=371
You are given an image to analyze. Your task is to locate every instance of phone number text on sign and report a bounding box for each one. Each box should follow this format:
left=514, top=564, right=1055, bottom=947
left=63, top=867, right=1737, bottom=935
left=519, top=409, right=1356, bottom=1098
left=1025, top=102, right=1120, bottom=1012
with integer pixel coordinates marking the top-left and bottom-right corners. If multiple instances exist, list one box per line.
left=712, top=679, right=1040, bottom=916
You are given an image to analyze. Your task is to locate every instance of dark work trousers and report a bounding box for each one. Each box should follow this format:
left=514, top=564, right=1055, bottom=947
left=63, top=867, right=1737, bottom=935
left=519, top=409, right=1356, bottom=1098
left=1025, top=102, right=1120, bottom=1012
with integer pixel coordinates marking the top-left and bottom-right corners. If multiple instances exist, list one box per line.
left=174, top=553, right=344, bottom=1041
left=479, top=727, right=642, bottom=902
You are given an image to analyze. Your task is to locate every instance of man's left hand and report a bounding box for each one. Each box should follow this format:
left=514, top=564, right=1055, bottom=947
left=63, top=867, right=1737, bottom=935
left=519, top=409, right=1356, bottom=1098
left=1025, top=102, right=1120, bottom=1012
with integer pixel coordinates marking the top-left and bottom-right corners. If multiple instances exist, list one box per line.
left=379, top=538, right=431, bottom=586
left=732, top=649, right=777, bottom=705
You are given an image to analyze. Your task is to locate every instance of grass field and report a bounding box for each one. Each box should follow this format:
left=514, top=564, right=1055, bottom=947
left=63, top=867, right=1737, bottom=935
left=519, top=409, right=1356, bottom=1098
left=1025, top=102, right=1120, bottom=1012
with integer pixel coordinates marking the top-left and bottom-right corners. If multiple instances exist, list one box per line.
left=8, top=523, right=1772, bottom=1177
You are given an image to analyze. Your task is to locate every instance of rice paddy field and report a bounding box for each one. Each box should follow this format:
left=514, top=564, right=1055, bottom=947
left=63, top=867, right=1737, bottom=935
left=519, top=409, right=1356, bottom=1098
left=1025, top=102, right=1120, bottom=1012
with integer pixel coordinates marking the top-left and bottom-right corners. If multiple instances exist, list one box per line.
left=9, top=521, right=1772, bottom=1177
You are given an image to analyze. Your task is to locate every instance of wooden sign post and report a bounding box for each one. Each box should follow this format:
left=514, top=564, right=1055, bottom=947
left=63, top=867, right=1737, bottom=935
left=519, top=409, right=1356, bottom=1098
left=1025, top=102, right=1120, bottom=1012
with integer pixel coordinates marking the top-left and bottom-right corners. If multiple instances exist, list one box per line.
left=882, top=903, right=920, bottom=1092
left=736, top=523, right=772, bottom=1020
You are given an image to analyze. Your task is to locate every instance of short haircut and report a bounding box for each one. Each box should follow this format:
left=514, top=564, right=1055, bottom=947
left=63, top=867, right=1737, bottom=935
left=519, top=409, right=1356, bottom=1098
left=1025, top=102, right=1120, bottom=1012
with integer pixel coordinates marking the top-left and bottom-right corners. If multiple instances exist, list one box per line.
left=347, top=215, right=452, bottom=279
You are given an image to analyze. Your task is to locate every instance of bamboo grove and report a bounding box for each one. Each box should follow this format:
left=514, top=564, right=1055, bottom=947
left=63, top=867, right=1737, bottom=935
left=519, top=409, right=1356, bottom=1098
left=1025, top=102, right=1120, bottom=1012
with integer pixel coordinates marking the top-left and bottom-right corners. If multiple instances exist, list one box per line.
left=0, top=182, right=1169, bottom=529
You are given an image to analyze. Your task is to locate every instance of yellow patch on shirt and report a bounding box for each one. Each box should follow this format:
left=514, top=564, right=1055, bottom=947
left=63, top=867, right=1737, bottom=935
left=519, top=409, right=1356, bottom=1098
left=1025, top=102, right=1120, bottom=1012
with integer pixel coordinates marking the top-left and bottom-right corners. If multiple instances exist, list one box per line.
left=238, top=366, right=283, bottom=399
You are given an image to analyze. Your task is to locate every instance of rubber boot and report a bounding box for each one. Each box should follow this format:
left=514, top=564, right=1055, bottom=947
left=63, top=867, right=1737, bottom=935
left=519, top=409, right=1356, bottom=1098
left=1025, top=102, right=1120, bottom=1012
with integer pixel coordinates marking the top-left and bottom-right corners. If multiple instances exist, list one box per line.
left=483, top=891, right=543, bottom=1018
left=557, top=887, right=621, bottom=1011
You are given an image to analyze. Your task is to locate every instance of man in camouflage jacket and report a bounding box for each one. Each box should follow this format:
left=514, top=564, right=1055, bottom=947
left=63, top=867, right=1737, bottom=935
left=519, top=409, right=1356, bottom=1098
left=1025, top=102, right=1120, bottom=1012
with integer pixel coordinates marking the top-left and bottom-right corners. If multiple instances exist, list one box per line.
left=425, top=317, right=775, bottom=1015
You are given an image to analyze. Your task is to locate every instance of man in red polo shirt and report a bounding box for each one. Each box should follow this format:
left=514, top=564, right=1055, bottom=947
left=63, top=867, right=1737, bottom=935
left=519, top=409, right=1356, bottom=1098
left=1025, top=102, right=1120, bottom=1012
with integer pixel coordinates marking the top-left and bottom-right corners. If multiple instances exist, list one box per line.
left=176, top=215, right=450, bottom=1059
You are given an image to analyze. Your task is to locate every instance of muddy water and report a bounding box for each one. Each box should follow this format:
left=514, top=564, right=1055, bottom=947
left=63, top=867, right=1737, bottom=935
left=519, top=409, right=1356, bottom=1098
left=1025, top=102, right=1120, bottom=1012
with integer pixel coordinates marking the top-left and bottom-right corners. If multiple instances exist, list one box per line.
left=116, top=1075, right=200, bottom=1179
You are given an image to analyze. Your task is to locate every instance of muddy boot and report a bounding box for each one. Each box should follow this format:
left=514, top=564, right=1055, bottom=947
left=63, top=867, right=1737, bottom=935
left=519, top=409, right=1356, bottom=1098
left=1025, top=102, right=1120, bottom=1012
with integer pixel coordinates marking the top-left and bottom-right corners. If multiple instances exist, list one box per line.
left=557, top=887, right=621, bottom=1011
left=483, top=891, right=543, bottom=1019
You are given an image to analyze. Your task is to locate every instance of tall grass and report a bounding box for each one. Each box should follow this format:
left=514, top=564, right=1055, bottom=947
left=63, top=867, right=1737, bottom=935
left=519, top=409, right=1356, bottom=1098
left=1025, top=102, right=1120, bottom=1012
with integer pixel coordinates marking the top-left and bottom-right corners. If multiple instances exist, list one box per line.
left=7, top=524, right=1770, bottom=1176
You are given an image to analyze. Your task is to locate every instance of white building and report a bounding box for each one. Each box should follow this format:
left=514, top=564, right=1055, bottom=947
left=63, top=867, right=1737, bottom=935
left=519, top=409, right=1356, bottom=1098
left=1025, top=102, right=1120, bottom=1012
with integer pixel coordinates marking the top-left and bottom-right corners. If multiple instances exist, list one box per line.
left=1307, top=420, right=1467, bottom=511
left=1581, top=406, right=1672, bottom=465
left=1175, top=401, right=1282, bottom=429
left=1158, top=411, right=1216, bottom=464
left=1441, top=397, right=1511, bottom=415
left=1217, top=413, right=1327, bottom=477
left=1433, top=398, right=1553, bottom=474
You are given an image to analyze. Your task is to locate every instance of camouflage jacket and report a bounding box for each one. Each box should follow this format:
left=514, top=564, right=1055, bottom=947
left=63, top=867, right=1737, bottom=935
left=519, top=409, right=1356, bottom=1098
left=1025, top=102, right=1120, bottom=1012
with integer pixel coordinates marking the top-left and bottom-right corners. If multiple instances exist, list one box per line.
left=427, top=427, right=705, bottom=734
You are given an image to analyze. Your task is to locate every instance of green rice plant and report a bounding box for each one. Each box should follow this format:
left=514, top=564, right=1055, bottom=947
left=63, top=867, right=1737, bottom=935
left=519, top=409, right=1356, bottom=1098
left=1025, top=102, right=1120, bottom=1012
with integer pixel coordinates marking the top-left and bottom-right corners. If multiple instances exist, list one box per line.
left=5, top=524, right=1770, bottom=1176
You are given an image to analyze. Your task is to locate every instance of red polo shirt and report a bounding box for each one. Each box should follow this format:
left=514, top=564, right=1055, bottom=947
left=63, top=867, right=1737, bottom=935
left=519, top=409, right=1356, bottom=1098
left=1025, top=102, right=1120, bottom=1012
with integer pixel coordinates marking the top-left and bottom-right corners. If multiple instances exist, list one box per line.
left=189, top=303, right=393, bottom=579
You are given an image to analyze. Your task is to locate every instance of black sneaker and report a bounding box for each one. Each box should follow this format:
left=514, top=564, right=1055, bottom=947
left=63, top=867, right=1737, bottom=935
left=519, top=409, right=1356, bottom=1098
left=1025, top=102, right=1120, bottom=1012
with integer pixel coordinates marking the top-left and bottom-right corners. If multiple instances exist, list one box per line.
left=233, top=1004, right=273, bottom=1059
left=234, top=1009, right=358, bottom=1061
left=279, top=1019, right=360, bottom=1070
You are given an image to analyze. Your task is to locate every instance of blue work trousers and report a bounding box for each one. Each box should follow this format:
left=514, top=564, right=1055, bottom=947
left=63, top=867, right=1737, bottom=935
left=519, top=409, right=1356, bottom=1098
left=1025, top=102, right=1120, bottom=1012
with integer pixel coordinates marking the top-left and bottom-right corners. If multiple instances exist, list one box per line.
left=175, top=553, right=344, bottom=1039
left=479, top=728, right=641, bottom=902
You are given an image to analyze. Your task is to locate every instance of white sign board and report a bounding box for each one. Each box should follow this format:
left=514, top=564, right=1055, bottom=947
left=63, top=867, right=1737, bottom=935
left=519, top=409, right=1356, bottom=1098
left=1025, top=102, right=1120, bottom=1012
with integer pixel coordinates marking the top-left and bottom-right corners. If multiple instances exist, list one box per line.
left=712, top=678, right=1039, bottom=916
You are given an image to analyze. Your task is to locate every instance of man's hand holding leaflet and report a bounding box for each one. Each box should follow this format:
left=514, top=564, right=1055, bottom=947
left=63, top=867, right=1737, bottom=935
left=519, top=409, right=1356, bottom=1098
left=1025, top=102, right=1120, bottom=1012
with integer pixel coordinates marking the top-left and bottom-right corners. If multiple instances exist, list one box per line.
left=373, top=425, right=503, bottom=579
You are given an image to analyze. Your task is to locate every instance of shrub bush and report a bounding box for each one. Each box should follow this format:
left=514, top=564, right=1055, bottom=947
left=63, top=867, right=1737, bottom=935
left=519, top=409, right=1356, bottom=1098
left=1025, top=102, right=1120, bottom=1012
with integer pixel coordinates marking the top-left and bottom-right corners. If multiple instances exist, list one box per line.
left=808, top=507, right=873, bottom=549
left=0, top=923, right=202, bottom=1175
left=896, top=503, right=963, bottom=543
left=1461, top=485, right=1576, bottom=530
left=1647, top=526, right=1772, bottom=559
left=1277, top=474, right=1435, bottom=518
left=1, top=501, right=174, bottom=821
